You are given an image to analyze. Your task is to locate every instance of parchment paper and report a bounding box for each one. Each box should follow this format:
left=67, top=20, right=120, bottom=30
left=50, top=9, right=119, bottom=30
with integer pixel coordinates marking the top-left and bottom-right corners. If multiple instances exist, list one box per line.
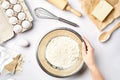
left=79, top=0, right=120, bottom=30
left=0, top=7, right=14, bottom=44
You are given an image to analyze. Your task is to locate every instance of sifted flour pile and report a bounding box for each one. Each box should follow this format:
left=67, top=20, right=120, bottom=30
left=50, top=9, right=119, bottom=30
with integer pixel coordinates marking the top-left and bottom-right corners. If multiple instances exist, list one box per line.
left=45, top=36, right=80, bottom=69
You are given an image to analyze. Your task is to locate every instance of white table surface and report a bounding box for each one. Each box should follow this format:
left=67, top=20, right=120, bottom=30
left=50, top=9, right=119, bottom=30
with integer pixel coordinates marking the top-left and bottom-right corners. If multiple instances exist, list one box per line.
left=1, top=0, right=120, bottom=80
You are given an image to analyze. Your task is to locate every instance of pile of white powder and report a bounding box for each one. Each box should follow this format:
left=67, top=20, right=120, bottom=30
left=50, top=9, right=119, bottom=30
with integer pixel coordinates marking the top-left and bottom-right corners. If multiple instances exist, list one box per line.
left=45, top=36, right=80, bottom=69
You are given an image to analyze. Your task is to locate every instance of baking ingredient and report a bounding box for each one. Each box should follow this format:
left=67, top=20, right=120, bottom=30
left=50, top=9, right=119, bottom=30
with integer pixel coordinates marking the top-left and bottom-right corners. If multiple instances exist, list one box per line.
left=9, top=0, right=17, bottom=4
left=16, top=39, right=30, bottom=47
left=15, top=55, right=23, bottom=71
left=6, top=9, right=14, bottom=17
left=13, top=25, right=22, bottom=33
left=7, top=78, right=14, bottom=80
left=1, top=1, right=10, bottom=9
left=79, top=0, right=120, bottom=30
left=9, top=17, right=18, bottom=24
left=4, top=54, right=22, bottom=74
left=13, top=4, right=21, bottom=12
left=92, top=0, right=113, bottom=22
left=0, top=47, right=23, bottom=74
left=18, top=12, right=26, bottom=20
left=22, top=20, right=31, bottom=29
left=0, top=0, right=33, bottom=44
left=45, top=36, right=80, bottom=69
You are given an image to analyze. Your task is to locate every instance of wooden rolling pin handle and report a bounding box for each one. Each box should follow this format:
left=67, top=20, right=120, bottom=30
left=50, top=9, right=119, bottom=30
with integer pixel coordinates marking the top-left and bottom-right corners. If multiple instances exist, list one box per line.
left=110, top=22, right=120, bottom=33
left=65, top=5, right=82, bottom=17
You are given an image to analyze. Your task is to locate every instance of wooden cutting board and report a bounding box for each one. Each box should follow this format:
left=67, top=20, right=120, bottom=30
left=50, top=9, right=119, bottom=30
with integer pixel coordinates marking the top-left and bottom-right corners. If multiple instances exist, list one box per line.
left=79, top=0, right=120, bottom=31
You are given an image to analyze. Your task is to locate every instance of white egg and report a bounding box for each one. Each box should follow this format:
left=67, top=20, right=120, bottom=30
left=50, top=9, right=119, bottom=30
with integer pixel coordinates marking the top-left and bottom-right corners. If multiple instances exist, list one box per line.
left=13, top=4, right=21, bottom=12
left=9, top=17, right=18, bottom=24
left=1, top=1, right=10, bottom=9
left=5, top=9, right=14, bottom=17
left=16, top=39, right=30, bottom=47
left=18, top=12, right=26, bottom=20
left=13, top=25, right=23, bottom=33
left=9, top=0, right=17, bottom=4
left=22, top=20, right=31, bottom=29
left=7, top=78, right=14, bottom=80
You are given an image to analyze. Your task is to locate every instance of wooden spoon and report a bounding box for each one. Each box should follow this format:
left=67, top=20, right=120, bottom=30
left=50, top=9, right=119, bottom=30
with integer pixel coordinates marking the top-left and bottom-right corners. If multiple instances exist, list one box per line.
left=99, top=22, right=120, bottom=42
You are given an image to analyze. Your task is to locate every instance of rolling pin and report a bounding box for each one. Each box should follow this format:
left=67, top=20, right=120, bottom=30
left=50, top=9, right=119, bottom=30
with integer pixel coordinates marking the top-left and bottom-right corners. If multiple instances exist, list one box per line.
left=47, top=0, right=82, bottom=17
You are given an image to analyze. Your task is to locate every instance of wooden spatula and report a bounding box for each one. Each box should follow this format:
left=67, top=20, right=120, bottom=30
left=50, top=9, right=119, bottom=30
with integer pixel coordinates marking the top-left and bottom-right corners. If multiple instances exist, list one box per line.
left=47, top=0, right=82, bottom=17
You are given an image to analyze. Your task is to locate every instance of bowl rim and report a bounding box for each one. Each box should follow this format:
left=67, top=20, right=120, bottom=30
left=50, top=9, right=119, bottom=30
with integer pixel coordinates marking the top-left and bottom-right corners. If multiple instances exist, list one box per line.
left=36, top=27, right=84, bottom=78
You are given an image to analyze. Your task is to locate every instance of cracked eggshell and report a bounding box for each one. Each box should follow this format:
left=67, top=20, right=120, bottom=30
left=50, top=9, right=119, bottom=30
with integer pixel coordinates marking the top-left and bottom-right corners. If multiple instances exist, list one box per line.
left=9, top=0, right=17, bottom=4
left=1, top=1, right=10, bottom=9
left=9, top=17, right=18, bottom=24
left=5, top=9, right=14, bottom=17
left=13, top=4, right=22, bottom=12
left=18, top=12, right=26, bottom=20
left=13, top=25, right=23, bottom=33
left=22, top=20, right=31, bottom=29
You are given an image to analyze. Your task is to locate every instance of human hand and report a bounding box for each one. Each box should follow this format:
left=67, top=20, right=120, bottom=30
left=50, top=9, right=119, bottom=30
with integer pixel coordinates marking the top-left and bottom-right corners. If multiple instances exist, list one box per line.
left=82, top=37, right=96, bottom=68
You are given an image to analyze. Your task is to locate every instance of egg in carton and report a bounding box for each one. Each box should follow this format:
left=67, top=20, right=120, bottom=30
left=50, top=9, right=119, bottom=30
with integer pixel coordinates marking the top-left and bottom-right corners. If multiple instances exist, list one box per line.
left=0, top=0, right=33, bottom=34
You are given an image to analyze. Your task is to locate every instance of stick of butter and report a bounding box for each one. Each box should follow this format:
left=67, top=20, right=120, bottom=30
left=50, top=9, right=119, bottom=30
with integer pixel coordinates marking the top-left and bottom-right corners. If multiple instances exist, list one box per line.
left=92, top=0, right=113, bottom=22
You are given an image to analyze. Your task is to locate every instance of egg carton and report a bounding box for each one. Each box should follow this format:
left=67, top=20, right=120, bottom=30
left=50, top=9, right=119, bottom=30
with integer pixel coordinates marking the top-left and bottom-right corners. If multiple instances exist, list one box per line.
left=0, top=0, right=33, bottom=33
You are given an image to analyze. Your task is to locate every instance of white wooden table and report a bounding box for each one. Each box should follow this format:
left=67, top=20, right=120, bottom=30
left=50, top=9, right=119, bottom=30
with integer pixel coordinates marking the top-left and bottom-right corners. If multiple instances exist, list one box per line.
left=1, top=0, right=120, bottom=80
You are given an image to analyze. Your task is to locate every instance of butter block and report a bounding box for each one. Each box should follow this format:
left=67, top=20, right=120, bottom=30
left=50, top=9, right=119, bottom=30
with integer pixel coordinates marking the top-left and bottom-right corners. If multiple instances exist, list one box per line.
left=92, top=0, right=113, bottom=22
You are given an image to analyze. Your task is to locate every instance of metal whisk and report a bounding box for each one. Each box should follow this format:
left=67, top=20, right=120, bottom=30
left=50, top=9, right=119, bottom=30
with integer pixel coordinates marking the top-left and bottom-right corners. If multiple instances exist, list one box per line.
left=34, top=7, right=79, bottom=27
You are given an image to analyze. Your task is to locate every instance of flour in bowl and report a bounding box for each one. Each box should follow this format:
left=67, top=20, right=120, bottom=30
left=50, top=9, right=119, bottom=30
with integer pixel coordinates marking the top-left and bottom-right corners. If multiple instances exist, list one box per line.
left=45, top=36, right=80, bottom=69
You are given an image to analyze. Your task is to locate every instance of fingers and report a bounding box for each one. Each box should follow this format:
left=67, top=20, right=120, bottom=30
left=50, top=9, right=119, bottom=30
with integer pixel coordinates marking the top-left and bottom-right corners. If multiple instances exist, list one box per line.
left=82, top=42, right=87, bottom=56
left=82, top=42, right=86, bottom=51
left=82, top=36, right=93, bottom=50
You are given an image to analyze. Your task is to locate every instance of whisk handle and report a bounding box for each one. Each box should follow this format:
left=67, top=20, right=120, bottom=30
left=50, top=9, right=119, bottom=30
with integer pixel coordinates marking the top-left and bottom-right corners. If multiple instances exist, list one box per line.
left=58, top=17, right=79, bottom=27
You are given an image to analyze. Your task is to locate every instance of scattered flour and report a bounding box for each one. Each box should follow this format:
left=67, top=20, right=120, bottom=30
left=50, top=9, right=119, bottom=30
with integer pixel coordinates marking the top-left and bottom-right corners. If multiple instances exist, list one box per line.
left=45, top=36, right=80, bottom=69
